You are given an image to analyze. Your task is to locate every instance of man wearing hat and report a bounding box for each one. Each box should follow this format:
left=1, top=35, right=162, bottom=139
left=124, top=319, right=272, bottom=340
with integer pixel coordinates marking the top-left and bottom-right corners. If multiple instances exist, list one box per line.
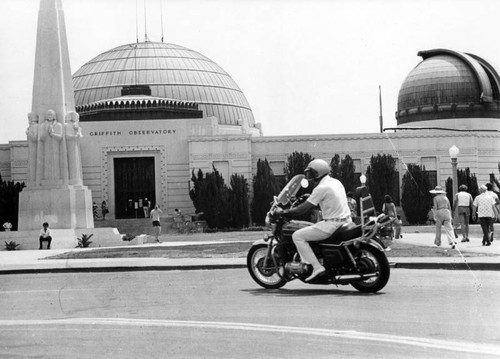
left=430, top=185, right=456, bottom=248
left=472, top=185, right=497, bottom=246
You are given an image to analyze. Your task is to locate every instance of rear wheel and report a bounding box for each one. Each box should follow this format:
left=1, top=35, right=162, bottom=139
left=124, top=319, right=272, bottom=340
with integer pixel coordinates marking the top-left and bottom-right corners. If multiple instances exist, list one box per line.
left=350, top=243, right=390, bottom=293
left=247, top=244, right=287, bottom=289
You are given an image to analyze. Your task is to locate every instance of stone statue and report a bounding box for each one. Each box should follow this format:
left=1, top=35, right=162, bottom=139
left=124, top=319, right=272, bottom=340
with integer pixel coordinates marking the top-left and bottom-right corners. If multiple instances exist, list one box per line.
left=64, top=111, right=83, bottom=184
left=26, top=112, right=39, bottom=184
left=39, top=109, right=63, bottom=181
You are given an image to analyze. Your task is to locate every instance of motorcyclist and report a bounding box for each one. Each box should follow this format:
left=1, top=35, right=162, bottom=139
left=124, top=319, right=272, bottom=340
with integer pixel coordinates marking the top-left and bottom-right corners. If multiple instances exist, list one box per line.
left=279, top=159, right=352, bottom=281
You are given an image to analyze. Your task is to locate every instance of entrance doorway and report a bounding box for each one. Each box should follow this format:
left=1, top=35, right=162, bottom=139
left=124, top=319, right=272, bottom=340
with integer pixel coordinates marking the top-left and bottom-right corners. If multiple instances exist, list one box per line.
left=114, top=157, right=156, bottom=219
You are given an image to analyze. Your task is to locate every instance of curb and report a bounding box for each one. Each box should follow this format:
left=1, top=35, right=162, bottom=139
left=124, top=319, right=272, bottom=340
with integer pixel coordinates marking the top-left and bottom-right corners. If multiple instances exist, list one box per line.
left=1, top=261, right=498, bottom=275
left=393, top=262, right=499, bottom=271
left=0, top=264, right=248, bottom=275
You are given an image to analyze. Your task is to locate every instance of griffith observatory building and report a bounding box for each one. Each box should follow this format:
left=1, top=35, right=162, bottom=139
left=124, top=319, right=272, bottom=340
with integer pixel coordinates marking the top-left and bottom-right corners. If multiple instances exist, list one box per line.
left=1, top=42, right=499, bottom=220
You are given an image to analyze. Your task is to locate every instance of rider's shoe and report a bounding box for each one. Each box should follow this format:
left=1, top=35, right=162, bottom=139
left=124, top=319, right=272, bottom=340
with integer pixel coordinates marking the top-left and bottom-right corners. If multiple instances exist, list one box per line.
left=305, top=266, right=325, bottom=282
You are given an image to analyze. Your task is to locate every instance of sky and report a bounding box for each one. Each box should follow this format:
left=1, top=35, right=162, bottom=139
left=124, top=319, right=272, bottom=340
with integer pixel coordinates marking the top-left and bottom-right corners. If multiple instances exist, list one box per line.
left=0, top=0, right=499, bottom=144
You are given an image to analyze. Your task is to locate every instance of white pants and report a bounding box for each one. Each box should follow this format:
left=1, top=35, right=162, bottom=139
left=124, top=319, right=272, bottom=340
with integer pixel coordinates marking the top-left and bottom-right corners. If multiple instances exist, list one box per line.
left=292, top=220, right=350, bottom=267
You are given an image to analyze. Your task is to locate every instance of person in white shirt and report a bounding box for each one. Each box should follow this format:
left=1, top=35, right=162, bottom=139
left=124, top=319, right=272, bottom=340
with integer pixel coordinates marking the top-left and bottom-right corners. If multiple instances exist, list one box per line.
left=472, top=185, right=497, bottom=246
left=485, top=183, right=499, bottom=242
left=39, top=222, right=52, bottom=250
left=279, top=159, right=351, bottom=282
left=452, top=185, right=473, bottom=242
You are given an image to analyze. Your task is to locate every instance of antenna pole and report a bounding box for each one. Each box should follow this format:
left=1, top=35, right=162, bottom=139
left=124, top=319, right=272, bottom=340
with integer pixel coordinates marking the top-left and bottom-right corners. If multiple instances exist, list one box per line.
left=135, top=0, right=139, bottom=43
left=379, top=85, right=384, bottom=133
left=144, top=0, right=148, bottom=42
left=160, top=0, right=164, bottom=42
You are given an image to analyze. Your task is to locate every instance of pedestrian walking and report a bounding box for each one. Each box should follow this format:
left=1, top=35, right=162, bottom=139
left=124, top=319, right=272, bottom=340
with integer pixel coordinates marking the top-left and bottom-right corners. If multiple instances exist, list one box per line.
left=486, top=183, right=499, bottom=242
left=430, top=186, right=456, bottom=249
left=452, top=184, right=473, bottom=242
left=150, top=204, right=163, bottom=243
left=472, top=185, right=497, bottom=246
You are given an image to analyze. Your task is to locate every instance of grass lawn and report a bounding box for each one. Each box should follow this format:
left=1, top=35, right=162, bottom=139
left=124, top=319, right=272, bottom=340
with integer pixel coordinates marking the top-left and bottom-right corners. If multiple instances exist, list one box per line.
left=46, top=240, right=496, bottom=260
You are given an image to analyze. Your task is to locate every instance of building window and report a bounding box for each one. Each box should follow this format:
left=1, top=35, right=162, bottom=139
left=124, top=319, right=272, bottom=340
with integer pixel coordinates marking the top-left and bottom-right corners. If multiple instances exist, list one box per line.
left=421, top=157, right=437, bottom=189
left=269, top=161, right=286, bottom=186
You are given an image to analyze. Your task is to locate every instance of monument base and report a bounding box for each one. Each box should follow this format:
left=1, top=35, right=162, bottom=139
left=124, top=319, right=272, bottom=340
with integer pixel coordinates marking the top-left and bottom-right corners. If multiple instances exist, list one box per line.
left=18, top=186, right=94, bottom=231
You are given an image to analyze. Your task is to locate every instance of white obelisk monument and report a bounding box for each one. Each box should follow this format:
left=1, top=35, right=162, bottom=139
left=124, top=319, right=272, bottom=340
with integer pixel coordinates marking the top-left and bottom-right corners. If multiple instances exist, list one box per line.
left=18, top=0, right=94, bottom=230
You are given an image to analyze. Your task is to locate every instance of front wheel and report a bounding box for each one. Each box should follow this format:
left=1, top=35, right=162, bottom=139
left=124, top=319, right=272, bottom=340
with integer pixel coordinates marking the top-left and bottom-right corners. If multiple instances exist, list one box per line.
left=350, top=243, right=390, bottom=293
left=247, top=244, right=287, bottom=289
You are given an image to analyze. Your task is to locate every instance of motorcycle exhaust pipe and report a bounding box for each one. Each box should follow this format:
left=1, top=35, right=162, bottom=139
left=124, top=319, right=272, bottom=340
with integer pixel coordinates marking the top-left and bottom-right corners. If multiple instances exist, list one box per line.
left=334, top=272, right=378, bottom=282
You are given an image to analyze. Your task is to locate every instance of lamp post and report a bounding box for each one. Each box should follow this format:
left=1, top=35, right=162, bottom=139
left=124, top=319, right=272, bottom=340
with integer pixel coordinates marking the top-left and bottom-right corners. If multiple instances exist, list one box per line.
left=360, top=174, right=367, bottom=186
left=449, top=145, right=459, bottom=200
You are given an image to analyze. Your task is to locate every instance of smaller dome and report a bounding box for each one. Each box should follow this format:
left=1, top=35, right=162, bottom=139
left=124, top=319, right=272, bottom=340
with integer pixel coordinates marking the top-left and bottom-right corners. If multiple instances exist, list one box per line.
left=396, top=49, right=500, bottom=130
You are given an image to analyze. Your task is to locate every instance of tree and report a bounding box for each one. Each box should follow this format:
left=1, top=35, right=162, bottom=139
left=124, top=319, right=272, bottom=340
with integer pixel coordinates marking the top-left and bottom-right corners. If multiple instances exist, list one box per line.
left=445, top=168, right=479, bottom=205
left=252, top=159, right=280, bottom=225
left=229, top=174, right=250, bottom=228
left=199, top=167, right=231, bottom=228
left=339, top=154, right=356, bottom=194
left=329, top=154, right=340, bottom=179
left=401, top=164, right=432, bottom=224
left=0, top=174, right=25, bottom=231
left=366, top=154, right=397, bottom=212
left=189, top=167, right=231, bottom=229
left=189, top=168, right=204, bottom=214
left=285, top=151, right=314, bottom=181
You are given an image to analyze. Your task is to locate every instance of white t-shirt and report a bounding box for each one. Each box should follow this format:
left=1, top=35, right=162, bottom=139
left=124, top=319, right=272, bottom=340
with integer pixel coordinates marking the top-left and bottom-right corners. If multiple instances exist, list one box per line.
left=39, top=227, right=51, bottom=238
left=456, top=191, right=473, bottom=207
left=307, top=176, right=351, bottom=220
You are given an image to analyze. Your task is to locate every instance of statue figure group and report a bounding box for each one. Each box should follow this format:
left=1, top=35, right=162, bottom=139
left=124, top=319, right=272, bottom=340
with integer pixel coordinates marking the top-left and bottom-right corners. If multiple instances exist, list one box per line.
left=26, top=109, right=83, bottom=187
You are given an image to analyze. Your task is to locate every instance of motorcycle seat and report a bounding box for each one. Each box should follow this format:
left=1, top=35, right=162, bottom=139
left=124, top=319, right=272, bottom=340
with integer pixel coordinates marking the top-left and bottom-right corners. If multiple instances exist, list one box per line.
left=324, top=222, right=362, bottom=244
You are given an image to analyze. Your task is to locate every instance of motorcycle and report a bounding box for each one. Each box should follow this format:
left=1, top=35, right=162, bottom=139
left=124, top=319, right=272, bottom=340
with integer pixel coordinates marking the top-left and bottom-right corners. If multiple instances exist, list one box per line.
left=247, top=175, right=392, bottom=293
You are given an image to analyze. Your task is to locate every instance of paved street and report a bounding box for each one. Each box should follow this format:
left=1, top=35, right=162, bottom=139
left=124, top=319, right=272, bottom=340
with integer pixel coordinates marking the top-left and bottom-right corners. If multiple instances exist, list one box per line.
left=1, top=268, right=499, bottom=358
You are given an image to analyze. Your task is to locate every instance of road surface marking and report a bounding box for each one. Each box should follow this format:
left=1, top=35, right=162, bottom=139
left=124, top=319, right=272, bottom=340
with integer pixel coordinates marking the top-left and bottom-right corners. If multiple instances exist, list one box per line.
left=0, top=318, right=498, bottom=356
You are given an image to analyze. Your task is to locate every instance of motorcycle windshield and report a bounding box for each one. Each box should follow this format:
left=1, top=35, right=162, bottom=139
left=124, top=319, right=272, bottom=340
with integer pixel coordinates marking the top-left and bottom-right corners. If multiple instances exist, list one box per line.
left=276, top=174, right=306, bottom=205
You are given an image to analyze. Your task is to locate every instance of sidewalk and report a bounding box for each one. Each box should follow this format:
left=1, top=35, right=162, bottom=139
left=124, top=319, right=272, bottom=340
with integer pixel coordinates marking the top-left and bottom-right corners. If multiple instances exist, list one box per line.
left=0, top=227, right=499, bottom=274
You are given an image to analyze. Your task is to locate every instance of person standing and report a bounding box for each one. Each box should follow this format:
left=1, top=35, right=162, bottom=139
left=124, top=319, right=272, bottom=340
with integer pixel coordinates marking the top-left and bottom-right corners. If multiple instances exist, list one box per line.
left=39, top=222, right=52, bottom=250
left=394, top=215, right=403, bottom=239
left=143, top=198, right=151, bottom=218
left=150, top=204, right=163, bottom=243
left=430, top=186, right=456, bottom=249
left=3, top=220, right=12, bottom=232
left=453, top=185, right=473, bottom=242
left=485, top=183, right=499, bottom=242
left=382, top=195, right=397, bottom=218
left=92, top=202, right=98, bottom=219
left=472, top=185, right=497, bottom=246
left=101, top=201, right=108, bottom=220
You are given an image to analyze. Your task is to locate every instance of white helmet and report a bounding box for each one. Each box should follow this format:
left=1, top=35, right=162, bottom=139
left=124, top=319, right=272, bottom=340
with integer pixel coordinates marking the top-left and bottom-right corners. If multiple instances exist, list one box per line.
left=304, top=159, right=330, bottom=180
